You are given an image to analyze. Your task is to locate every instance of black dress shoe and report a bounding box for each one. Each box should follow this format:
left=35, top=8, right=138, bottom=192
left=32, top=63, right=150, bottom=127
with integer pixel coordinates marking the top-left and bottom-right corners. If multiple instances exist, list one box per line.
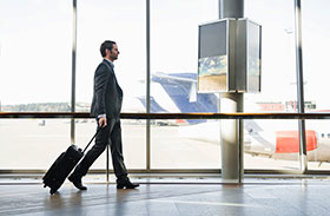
left=116, top=177, right=139, bottom=189
left=68, top=175, right=87, bottom=190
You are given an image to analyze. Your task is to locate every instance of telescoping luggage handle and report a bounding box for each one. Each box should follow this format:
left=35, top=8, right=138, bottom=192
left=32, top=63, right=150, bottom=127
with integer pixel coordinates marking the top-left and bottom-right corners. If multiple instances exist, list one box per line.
left=82, top=127, right=103, bottom=153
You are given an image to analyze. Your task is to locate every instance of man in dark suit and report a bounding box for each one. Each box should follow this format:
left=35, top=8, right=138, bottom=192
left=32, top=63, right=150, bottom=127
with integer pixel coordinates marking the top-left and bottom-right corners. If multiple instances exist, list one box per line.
left=68, top=40, right=139, bottom=190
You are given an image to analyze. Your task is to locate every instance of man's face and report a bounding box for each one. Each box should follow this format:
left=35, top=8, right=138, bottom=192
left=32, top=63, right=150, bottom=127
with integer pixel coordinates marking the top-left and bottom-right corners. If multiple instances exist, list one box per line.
left=108, top=44, right=119, bottom=61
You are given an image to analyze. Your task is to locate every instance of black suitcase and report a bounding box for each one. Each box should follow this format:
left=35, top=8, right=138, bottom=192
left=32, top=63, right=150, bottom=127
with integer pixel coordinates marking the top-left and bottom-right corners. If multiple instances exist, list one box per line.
left=43, top=129, right=101, bottom=194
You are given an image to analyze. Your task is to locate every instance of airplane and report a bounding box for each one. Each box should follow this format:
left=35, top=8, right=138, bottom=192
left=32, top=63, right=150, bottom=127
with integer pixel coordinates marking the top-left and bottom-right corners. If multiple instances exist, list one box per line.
left=139, top=72, right=330, bottom=164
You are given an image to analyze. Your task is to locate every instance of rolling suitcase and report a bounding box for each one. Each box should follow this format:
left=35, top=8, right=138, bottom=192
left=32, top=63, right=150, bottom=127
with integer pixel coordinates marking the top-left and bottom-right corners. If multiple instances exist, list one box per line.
left=43, top=129, right=101, bottom=194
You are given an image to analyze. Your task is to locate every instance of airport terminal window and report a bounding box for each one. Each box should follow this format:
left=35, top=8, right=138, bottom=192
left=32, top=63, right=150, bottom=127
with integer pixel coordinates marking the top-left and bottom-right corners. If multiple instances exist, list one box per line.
left=2, top=0, right=329, bottom=173
left=74, top=119, right=146, bottom=170
left=75, top=0, right=146, bottom=169
left=0, top=1, right=72, bottom=169
left=0, top=1, right=71, bottom=111
left=150, top=0, right=221, bottom=169
left=0, top=119, right=71, bottom=169
left=243, top=0, right=300, bottom=170
left=301, top=0, right=330, bottom=170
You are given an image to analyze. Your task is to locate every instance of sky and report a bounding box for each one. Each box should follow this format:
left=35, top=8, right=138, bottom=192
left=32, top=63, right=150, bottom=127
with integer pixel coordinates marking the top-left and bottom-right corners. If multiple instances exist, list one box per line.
left=0, top=0, right=330, bottom=110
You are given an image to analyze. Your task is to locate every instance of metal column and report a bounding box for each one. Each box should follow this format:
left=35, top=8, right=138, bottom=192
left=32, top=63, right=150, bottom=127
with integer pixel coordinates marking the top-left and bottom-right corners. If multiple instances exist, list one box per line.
left=219, top=0, right=244, bottom=183
left=294, top=0, right=307, bottom=172
left=219, top=0, right=244, bottom=19
left=146, top=0, right=151, bottom=172
left=71, top=0, right=77, bottom=145
left=220, top=93, right=244, bottom=182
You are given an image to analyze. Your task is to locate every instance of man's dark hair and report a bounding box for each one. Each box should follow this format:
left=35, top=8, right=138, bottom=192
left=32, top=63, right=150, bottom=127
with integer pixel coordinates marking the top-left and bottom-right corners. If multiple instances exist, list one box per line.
left=100, top=40, right=116, bottom=57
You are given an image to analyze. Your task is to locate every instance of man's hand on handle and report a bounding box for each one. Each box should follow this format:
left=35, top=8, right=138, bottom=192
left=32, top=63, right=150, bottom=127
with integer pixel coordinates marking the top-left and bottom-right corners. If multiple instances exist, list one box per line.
left=98, top=117, right=107, bottom=128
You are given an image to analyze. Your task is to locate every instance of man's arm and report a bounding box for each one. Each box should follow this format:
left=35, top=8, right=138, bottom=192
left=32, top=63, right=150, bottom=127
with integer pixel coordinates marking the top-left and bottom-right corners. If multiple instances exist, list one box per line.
left=94, top=64, right=110, bottom=127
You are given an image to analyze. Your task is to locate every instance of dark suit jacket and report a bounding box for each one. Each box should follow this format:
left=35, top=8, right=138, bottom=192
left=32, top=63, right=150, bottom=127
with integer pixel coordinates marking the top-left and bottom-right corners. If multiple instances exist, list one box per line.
left=91, top=59, right=123, bottom=118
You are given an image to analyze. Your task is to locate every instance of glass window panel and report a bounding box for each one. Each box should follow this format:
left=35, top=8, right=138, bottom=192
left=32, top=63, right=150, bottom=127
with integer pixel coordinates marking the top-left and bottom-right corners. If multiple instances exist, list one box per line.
left=244, top=120, right=300, bottom=170
left=76, top=0, right=146, bottom=113
left=0, top=1, right=71, bottom=111
left=76, top=0, right=146, bottom=169
left=0, top=119, right=70, bottom=169
left=301, top=1, right=330, bottom=170
left=305, top=120, right=330, bottom=170
left=150, top=0, right=220, bottom=169
left=244, top=0, right=297, bottom=112
left=76, top=119, right=146, bottom=170
left=0, top=1, right=72, bottom=170
left=151, top=120, right=221, bottom=169
left=243, top=0, right=299, bottom=170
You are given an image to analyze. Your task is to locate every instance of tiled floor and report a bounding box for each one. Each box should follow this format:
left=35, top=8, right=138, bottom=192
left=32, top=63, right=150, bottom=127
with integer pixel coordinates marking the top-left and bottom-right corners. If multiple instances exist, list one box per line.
left=1, top=177, right=330, bottom=215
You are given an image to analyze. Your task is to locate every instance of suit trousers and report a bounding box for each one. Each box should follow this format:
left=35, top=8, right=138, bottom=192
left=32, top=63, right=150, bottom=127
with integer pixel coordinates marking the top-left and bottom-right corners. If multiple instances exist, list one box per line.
left=71, top=118, right=128, bottom=179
